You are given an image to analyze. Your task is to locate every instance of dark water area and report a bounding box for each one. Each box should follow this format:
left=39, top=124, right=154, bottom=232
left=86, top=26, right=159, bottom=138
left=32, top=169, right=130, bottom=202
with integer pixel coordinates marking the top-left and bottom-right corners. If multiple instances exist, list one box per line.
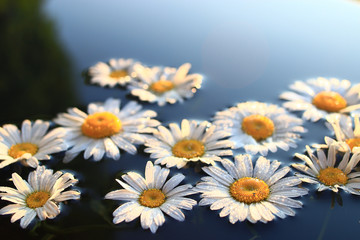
left=1, top=0, right=360, bottom=239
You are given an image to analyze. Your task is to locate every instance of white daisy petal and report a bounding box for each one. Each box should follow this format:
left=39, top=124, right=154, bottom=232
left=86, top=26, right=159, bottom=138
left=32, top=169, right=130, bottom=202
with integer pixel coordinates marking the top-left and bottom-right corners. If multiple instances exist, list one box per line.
left=140, top=207, right=153, bottom=230
left=281, top=77, right=360, bottom=122
left=160, top=203, right=185, bottom=221
left=53, top=98, right=158, bottom=163
left=0, top=204, right=24, bottom=215
left=20, top=210, right=36, bottom=228
left=105, top=161, right=195, bottom=233
left=104, top=138, right=120, bottom=160
left=266, top=167, right=290, bottom=186
left=145, top=119, right=232, bottom=168
left=21, top=120, right=32, bottom=143
left=125, top=205, right=145, bottom=222
left=213, top=101, right=305, bottom=156
left=43, top=201, right=60, bottom=218
left=254, top=156, right=270, bottom=180
left=210, top=198, right=234, bottom=211
left=154, top=168, right=170, bottom=189
left=293, top=144, right=360, bottom=194
left=113, top=201, right=139, bottom=217
left=162, top=174, right=185, bottom=194
left=196, top=154, right=306, bottom=223
left=0, top=120, right=67, bottom=169
left=11, top=173, right=32, bottom=195
left=130, top=63, right=202, bottom=106
left=124, top=172, right=147, bottom=191
left=202, top=166, right=234, bottom=186
left=89, top=59, right=136, bottom=87
left=10, top=207, right=28, bottom=223
left=0, top=166, right=79, bottom=228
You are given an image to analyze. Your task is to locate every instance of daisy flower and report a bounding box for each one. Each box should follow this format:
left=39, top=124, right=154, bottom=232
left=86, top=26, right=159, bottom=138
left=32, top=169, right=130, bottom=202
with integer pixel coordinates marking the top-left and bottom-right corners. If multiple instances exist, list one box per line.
left=144, top=119, right=233, bottom=168
left=212, top=101, right=306, bottom=156
left=319, top=114, right=360, bottom=153
left=105, top=161, right=196, bottom=233
left=53, top=98, right=160, bottom=163
left=196, top=155, right=308, bottom=224
left=280, top=77, right=360, bottom=122
left=292, top=144, right=360, bottom=194
left=0, top=120, right=67, bottom=169
left=129, top=63, right=203, bottom=106
left=89, top=58, right=138, bottom=87
left=0, top=166, right=80, bottom=228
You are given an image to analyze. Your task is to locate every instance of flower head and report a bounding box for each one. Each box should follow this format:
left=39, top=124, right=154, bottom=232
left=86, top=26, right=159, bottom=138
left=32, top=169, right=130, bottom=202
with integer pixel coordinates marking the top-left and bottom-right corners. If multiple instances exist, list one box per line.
left=292, top=144, right=360, bottom=194
left=144, top=119, right=233, bottom=168
left=129, top=63, right=203, bottom=106
left=89, top=58, right=138, bottom=87
left=105, top=161, right=196, bottom=233
left=280, top=77, right=360, bottom=122
left=54, top=98, right=159, bottom=162
left=0, top=166, right=80, bottom=228
left=318, top=114, right=360, bottom=153
left=0, top=120, right=67, bottom=169
left=212, top=101, right=306, bottom=156
left=196, top=155, right=307, bottom=223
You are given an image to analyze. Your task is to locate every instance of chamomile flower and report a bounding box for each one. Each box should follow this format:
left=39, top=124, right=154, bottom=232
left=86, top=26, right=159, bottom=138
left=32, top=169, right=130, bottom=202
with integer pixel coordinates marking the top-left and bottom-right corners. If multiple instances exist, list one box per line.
left=196, top=155, right=308, bottom=224
left=0, top=166, right=80, bottom=228
left=89, top=58, right=138, bottom=87
left=129, top=63, right=203, bottom=106
left=105, top=161, right=196, bottom=233
left=320, top=114, right=360, bottom=153
left=280, top=77, right=360, bottom=122
left=144, top=119, right=234, bottom=169
left=292, top=144, right=360, bottom=194
left=212, top=101, right=306, bottom=156
left=53, top=98, right=159, bottom=163
left=0, top=120, right=67, bottom=169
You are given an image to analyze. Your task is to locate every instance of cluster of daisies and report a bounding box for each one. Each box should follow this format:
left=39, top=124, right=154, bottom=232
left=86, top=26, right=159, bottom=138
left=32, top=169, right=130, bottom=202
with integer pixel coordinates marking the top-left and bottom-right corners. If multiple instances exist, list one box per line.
left=88, top=58, right=203, bottom=106
left=2, top=58, right=360, bottom=234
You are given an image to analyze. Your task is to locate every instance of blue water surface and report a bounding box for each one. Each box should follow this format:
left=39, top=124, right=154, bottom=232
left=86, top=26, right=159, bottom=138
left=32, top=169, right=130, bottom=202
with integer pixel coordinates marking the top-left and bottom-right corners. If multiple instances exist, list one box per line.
left=1, top=0, right=360, bottom=239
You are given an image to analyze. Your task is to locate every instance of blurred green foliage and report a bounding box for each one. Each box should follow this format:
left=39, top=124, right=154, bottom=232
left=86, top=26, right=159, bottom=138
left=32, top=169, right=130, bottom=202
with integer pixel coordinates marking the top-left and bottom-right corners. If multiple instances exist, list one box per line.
left=0, top=0, right=75, bottom=125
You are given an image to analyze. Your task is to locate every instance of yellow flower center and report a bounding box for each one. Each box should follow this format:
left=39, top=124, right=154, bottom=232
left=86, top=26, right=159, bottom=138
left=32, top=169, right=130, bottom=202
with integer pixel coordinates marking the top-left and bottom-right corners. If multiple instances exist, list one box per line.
left=317, top=167, right=348, bottom=186
left=139, top=189, right=166, bottom=208
left=229, top=177, right=270, bottom=204
left=109, top=70, right=128, bottom=79
left=241, top=114, right=275, bottom=141
left=150, top=80, right=174, bottom=94
left=81, top=112, right=122, bottom=139
left=345, top=138, right=360, bottom=151
left=26, top=191, right=50, bottom=209
left=172, top=139, right=205, bottom=159
left=312, top=91, right=347, bottom=112
left=8, top=143, right=38, bottom=159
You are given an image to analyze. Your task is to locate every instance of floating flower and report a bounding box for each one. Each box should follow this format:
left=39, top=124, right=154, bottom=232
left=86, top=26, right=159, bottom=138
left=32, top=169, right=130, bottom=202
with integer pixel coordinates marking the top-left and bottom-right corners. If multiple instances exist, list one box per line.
left=105, top=161, right=196, bottom=233
left=89, top=58, right=138, bottom=87
left=0, top=166, right=80, bottom=228
left=212, top=101, right=306, bottom=156
left=54, top=98, right=159, bottom=162
left=292, top=144, right=360, bottom=194
left=0, top=120, right=67, bottom=169
left=318, top=114, right=360, bottom=153
left=196, top=155, right=307, bottom=223
left=144, top=119, right=233, bottom=168
left=129, top=63, right=203, bottom=106
left=280, top=77, right=360, bottom=122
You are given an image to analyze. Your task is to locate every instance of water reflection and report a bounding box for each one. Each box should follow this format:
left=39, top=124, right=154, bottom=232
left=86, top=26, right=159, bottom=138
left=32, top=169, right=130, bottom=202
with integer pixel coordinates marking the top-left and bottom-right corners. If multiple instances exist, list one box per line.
left=0, top=0, right=75, bottom=125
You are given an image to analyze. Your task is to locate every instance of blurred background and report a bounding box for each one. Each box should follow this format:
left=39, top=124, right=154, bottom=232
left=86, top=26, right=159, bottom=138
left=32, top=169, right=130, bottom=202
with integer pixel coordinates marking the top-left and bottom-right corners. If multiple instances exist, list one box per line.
left=1, top=0, right=360, bottom=239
